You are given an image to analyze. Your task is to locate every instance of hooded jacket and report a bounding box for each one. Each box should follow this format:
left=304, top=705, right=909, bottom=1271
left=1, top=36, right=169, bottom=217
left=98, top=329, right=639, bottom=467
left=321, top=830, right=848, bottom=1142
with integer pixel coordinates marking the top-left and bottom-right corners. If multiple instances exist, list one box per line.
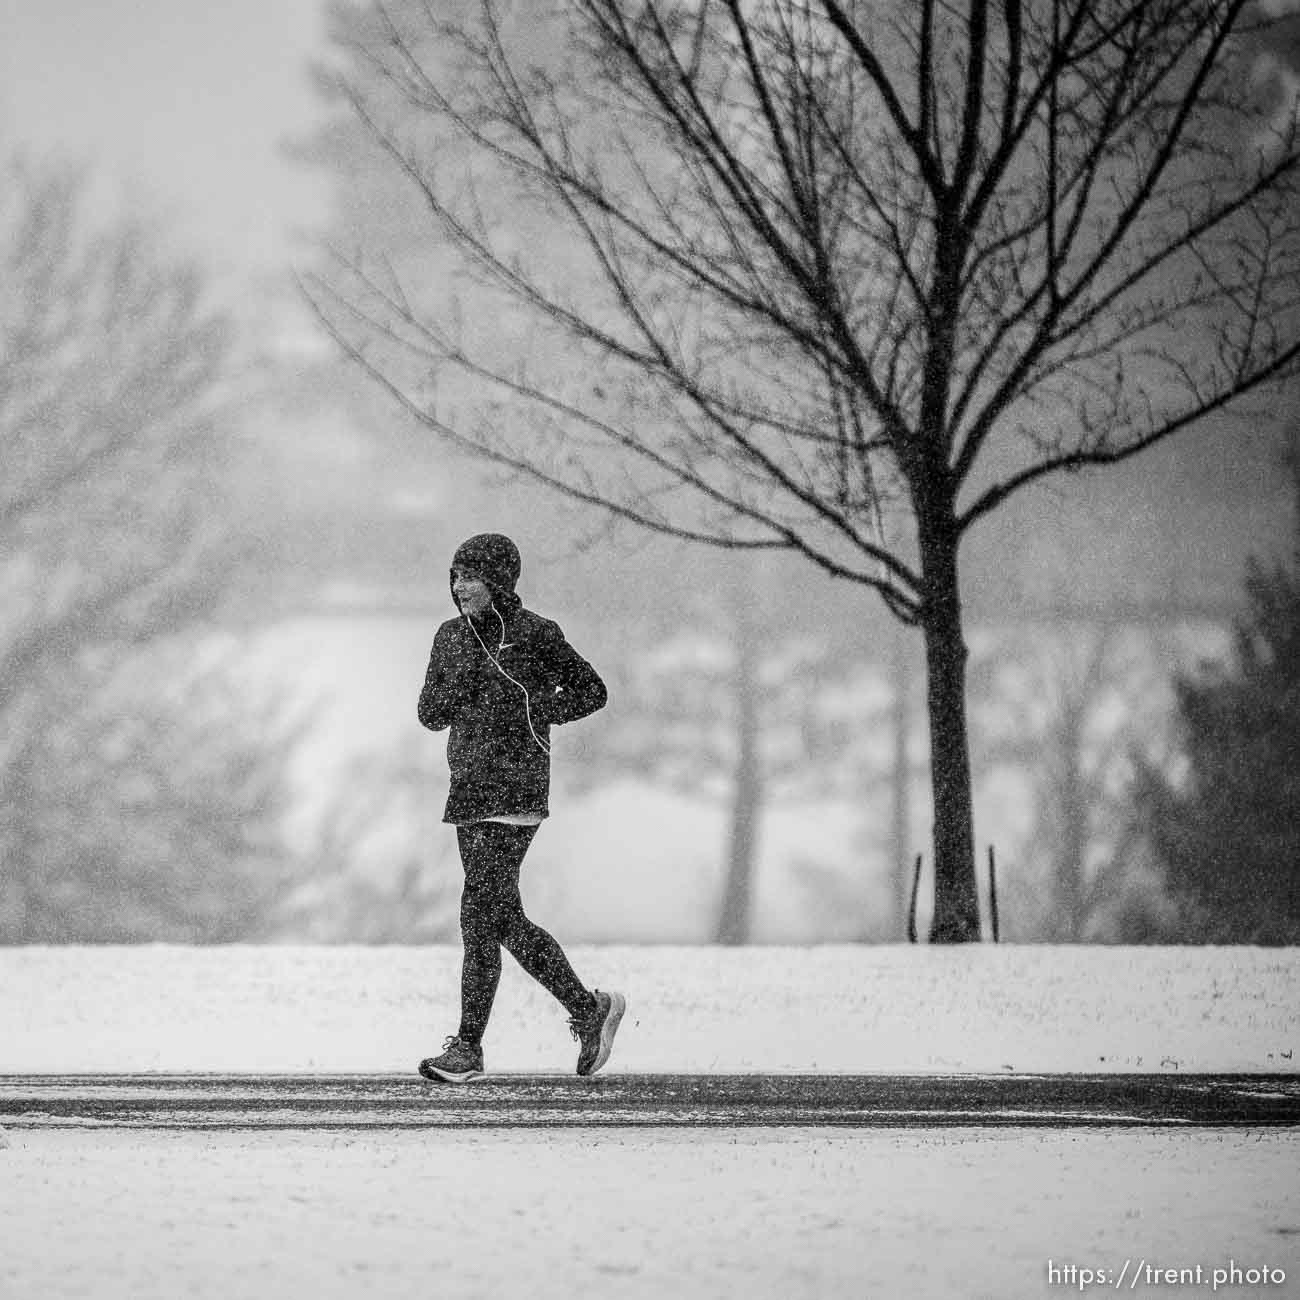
left=417, top=533, right=607, bottom=824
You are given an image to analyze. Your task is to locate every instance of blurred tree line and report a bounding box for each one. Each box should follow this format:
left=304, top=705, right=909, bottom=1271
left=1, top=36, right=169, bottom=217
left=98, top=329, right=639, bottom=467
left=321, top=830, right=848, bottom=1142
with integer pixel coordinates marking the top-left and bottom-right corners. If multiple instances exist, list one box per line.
left=0, top=154, right=305, bottom=941
left=1132, top=447, right=1300, bottom=944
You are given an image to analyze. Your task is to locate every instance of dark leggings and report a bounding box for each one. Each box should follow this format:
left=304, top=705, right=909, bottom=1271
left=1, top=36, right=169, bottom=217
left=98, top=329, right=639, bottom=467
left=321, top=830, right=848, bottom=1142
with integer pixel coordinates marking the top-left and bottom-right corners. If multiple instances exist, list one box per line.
left=456, top=821, right=593, bottom=1045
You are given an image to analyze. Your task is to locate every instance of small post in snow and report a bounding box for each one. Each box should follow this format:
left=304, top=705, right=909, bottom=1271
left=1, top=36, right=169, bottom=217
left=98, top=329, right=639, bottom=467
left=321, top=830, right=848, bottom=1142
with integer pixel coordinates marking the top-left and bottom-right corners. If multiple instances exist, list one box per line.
left=988, top=845, right=1000, bottom=944
left=907, top=853, right=923, bottom=943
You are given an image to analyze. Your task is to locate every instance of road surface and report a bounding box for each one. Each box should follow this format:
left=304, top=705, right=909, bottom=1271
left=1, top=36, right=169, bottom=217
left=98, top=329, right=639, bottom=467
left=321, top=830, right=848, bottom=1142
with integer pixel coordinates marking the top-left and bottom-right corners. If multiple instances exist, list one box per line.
left=2, top=1072, right=1297, bottom=1129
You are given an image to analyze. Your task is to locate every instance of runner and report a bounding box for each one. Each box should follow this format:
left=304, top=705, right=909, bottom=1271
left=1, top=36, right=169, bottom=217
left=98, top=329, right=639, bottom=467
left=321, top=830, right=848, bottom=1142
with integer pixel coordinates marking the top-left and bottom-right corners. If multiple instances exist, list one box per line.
left=416, top=532, right=624, bottom=1082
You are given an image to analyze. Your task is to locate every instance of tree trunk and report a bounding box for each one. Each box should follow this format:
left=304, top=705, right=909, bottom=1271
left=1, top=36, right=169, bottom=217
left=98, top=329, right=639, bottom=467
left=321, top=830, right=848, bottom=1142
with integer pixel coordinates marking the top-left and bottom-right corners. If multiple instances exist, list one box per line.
left=1055, top=695, right=1087, bottom=942
left=918, top=519, right=982, bottom=942
left=890, top=625, right=914, bottom=938
left=715, top=577, right=762, bottom=944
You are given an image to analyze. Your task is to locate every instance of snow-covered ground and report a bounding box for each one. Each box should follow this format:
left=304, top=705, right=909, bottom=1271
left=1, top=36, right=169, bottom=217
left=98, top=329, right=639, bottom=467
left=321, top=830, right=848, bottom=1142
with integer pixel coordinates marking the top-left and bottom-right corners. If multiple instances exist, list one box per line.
left=6, top=1127, right=1295, bottom=1299
left=2, top=945, right=1297, bottom=1299
left=3, top=944, right=1295, bottom=1074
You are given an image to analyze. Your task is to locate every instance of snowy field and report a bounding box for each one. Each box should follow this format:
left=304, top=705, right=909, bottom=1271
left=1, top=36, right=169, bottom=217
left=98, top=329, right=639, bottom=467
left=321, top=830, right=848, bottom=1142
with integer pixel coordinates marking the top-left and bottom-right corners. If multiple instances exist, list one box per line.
left=2, top=944, right=1297, bottom=1299
left=2, top=943, right=1296, bottom=1074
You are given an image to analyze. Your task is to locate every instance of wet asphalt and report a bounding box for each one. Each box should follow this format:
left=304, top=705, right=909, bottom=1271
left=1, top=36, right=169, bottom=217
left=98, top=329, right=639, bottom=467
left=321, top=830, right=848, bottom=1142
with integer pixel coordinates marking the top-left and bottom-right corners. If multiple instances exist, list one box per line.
left=2, top=1073, right=1298, bottom=1130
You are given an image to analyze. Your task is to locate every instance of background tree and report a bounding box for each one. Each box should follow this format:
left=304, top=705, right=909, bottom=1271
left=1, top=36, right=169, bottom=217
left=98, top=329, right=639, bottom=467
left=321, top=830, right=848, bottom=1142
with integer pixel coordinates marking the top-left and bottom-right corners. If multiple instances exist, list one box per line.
left=1, top=646, right=307, bottom=942
left=0, top=153, right=302, bottom=941
left=306, top=0, right=1300, bottom=940
left=574, top=551, right=877, bottom=941
left=273, top=736, right=462, bottom=942
left=1131, top=443, right=1300, bottom=943
left=969, top=620, right=1204, bottom=940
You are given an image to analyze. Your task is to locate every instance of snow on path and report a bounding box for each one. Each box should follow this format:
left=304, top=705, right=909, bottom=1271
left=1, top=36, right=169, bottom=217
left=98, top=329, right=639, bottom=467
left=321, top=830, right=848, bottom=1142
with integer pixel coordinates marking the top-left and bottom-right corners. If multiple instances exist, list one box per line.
left=3, top=1127, right=1296, bottom=1300
left=3, top=944, right=1296, bottom=1074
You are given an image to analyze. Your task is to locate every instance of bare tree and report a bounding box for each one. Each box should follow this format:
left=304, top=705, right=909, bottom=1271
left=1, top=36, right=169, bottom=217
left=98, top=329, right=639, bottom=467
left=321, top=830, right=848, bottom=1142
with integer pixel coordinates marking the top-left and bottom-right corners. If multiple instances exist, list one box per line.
left=970, top=620, right=1204, bottom=940
left=572, top=553, right=869, bottom=941
left=0, top=154, right=295, bottom=939
left=305, top=0, right=1300, bottom=940
left=1, top=156, right=239, bottom=718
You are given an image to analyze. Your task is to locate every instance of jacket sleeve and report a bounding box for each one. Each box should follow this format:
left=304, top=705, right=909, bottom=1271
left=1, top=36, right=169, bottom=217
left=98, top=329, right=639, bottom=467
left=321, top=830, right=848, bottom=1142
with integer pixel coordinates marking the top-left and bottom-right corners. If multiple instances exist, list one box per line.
left=528, top=622, right=607, bottom=727
left=417, top=625, right=469, bottom=732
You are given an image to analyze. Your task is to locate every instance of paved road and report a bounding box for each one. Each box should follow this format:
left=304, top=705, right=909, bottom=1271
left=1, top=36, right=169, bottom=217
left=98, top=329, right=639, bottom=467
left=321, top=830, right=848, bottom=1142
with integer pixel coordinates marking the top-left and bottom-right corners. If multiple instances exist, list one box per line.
left=2, top=1073, right=1298, bottom=1130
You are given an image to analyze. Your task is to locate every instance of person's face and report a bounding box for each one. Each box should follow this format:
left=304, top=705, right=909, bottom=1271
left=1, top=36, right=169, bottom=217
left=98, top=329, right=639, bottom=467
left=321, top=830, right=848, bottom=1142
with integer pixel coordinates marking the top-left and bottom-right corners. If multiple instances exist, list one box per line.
left=453, top=569, right=492, bottom=616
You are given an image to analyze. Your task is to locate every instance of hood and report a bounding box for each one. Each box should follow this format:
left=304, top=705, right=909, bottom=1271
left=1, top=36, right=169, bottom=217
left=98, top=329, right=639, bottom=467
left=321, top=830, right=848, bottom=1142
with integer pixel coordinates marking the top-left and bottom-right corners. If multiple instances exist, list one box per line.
left=450, top=532, right=523, bottom=616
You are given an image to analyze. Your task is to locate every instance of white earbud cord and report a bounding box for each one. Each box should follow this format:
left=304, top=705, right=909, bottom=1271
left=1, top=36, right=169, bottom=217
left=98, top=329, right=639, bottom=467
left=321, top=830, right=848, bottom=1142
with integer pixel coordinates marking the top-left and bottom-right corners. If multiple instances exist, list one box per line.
left=463, top=607, right=551, bottom=755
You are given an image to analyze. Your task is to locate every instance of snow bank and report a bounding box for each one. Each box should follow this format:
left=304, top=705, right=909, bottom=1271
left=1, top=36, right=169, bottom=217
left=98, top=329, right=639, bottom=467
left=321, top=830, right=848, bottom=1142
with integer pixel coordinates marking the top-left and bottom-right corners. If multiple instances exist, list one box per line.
left=3, top=944, right=1295, bottom=1074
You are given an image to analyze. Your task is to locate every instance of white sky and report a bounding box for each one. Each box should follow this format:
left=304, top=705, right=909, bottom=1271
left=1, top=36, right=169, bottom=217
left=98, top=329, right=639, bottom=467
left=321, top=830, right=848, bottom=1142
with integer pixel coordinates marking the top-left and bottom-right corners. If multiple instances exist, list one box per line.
left=0, top=0, right=332, bottom=283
